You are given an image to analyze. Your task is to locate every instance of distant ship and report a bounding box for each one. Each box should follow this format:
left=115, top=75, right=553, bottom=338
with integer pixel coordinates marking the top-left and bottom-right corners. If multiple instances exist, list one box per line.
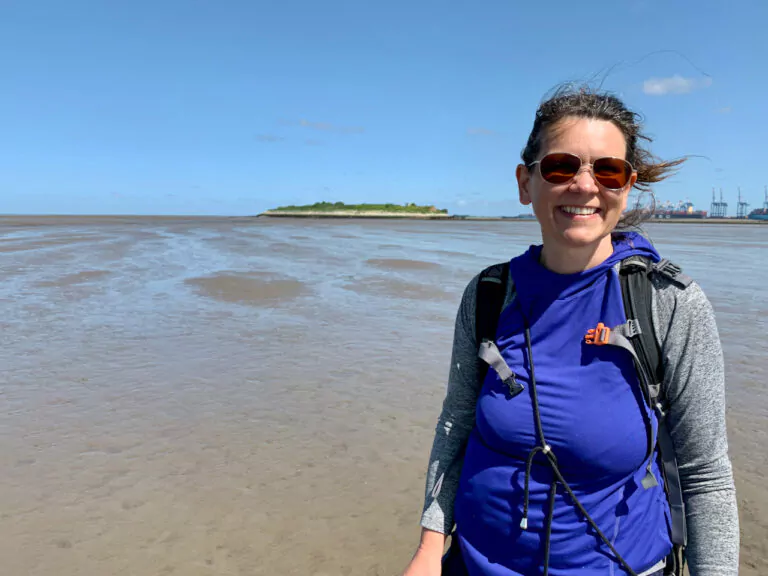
left=748, top=188, right=768, bottom=220
left=653, top=201, right=708, bottom=219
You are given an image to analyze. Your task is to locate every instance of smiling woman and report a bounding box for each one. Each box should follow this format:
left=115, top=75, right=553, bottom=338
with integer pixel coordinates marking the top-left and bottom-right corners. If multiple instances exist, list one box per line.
left=515, top=88, right=686, bottom=274
left=402, top=86, right=739, bottom=576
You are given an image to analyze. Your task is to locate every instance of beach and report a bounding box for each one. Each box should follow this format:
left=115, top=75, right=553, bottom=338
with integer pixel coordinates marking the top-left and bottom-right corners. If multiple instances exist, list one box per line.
left=0, top=216, right=765, bottom=575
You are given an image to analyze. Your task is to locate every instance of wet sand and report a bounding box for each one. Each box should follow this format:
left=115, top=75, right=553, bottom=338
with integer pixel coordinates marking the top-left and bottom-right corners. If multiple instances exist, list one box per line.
left=0, top=216, right=765, bottom=575
left=185, top=273, right=309, bottom=304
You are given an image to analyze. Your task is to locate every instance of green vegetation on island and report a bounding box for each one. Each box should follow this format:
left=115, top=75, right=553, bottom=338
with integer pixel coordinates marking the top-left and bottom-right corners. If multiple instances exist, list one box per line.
left=269, top=201, right=448, bottom=214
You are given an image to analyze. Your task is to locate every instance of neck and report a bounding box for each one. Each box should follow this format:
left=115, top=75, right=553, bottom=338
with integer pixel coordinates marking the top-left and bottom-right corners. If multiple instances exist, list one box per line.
left=539, top=236, right=614, bottom=274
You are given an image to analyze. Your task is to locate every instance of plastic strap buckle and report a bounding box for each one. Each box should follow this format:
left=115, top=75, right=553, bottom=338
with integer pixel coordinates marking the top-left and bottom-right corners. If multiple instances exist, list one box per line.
left=585, top=322, right=611, bottom=346
left=654, top=259, right=682, bottom=278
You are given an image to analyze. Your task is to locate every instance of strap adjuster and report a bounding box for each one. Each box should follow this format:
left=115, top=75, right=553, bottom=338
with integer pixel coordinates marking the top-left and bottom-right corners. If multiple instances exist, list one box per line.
left=585, top=322, right=611, bottom=345
left=654, top=259, right=682, bottom=278
left=623, top=318, right=642, bottom=338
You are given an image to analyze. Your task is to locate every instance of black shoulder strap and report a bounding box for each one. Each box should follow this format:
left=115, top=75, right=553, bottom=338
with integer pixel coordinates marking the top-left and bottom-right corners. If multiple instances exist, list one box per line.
left=619, top=256, right=662, bottom=395
left=475, top=262, right=509, bottom=384
left=475, top=262, right=510, bottom=345
left=619, top=255, right=690, bottom=555
left=618, top=255, right=693, bottom=399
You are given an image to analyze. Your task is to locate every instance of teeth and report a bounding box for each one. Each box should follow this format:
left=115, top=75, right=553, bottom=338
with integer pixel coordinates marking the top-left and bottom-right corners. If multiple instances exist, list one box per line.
left=561, top=206, right=598, bottom=215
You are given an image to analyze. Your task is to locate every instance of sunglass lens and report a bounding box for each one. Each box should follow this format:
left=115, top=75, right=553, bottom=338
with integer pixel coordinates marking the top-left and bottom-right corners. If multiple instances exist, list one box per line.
left=593, top=158, right=632, bottom=189
left=538, top=153, right=581, bottom=184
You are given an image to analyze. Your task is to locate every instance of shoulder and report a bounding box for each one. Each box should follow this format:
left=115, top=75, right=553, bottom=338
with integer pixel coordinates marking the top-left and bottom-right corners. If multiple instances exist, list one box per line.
left=461, top=261, right=511, bottom=301
left=474, top=261, right=516, bottom=305
left=455, top=261, right=516, bottom=336
left=650, top=265, right=717, bottom=346
left=650, top=263, right=711, bottom=314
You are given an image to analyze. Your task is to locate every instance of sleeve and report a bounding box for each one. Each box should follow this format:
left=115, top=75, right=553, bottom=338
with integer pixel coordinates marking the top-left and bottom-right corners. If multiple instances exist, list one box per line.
left=420, top=276, right=483, bottom=534
left=655, top=281, right=740, bottom=575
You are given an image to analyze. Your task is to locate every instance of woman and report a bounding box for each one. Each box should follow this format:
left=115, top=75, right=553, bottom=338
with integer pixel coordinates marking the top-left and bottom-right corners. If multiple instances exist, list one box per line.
left=402, top=87, right=739, bottom=575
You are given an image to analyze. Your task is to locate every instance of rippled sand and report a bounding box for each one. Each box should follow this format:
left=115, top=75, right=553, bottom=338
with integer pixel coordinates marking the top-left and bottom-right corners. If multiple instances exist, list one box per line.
left=0, top=216, right=765, bottom=575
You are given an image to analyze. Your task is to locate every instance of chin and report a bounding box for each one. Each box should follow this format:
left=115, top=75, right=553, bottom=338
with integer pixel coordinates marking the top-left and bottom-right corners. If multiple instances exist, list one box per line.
left=558, top=228, right=609, bottom=248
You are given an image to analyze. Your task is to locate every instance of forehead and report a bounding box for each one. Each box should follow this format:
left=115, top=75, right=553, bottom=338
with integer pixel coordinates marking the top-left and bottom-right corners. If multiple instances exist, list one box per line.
left=541, top=117, right=627, bottom=159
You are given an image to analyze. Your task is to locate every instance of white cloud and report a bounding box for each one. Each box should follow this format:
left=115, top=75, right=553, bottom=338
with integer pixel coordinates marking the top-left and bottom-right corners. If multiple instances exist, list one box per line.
left=643, top=75, right=713, bottom=96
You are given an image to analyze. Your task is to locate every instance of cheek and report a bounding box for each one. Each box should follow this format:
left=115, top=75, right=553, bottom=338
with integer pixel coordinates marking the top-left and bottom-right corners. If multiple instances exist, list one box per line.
left=606, top=192, right=628, bottom=215
left=530, top=184, right=557, bottom=210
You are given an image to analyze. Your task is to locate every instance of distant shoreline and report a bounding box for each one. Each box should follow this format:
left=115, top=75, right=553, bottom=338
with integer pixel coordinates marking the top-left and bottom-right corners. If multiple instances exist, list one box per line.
left=258, top=212, right=766, bottom=224
left=647, top=218, right=766, bottom=225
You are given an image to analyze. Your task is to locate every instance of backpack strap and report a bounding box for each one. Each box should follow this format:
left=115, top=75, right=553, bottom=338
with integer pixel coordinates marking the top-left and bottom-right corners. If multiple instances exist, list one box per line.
left=475, top=263, right=524, bottom=397
left=479, top=340, right=525, bottom=398
left=618, top=256, right=689, bottom=554
left=475, top=262, right=510, bottom=343
left=619, top=256, right=663, bottom=391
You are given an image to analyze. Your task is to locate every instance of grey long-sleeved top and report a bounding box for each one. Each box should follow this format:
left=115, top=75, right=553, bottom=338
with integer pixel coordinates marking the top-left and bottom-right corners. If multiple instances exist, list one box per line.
left=420, top=270, right=739, bottom=575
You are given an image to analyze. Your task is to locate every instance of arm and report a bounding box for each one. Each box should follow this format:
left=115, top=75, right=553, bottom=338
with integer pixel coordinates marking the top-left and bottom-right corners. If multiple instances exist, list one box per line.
left=420, top=276, right=483, bottom=535
left=401, top=529, right=448, bottom=576
left=654, top=281, right=739, bottom=575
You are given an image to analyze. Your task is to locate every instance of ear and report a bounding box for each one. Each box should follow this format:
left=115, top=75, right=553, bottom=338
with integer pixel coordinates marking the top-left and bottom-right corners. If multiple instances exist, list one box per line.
left=621, top=172, right=639, bottom=211
left=516, top=164, right=532, bottom=205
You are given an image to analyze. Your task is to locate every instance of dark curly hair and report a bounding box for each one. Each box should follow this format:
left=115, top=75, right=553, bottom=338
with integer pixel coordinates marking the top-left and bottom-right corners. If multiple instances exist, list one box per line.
left=522, top=85, right=686, bottom=228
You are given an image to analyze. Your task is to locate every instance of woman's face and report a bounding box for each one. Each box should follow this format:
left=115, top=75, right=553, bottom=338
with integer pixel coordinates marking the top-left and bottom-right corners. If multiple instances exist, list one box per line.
left=516, top=117, right=637, bottom=254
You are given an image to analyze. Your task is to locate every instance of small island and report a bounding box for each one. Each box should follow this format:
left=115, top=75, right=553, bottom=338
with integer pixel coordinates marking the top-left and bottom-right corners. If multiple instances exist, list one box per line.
left=260, top=201, right=451, bottom=219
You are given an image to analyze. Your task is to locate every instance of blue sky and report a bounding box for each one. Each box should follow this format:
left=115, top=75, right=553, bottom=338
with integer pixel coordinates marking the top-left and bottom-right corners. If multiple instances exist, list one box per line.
left=2, top=0, right=767, bottom=216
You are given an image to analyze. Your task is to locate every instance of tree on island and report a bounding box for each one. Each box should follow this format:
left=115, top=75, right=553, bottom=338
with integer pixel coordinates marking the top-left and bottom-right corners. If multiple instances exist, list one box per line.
left=270, top=201, right=448, bottom=214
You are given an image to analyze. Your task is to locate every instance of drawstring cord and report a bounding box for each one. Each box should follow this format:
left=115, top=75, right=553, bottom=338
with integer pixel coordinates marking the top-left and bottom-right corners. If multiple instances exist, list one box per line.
left=520, top=325, right=640, bottom=576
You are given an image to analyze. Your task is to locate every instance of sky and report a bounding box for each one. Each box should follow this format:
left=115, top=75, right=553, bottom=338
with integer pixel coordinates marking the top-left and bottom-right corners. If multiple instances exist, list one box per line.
left=1, top=0, right=767, bottom=216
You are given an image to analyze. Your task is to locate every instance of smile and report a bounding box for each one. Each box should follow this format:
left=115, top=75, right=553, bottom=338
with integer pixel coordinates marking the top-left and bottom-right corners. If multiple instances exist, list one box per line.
left=559, top=206, right=600, bottom=216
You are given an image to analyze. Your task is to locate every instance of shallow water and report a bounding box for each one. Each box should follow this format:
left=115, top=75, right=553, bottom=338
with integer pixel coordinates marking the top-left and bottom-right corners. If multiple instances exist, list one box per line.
left=0, top=216, right=765, bottom=575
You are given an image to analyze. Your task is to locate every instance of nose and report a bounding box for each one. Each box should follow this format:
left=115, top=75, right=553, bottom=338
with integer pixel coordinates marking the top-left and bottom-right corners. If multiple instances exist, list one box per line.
left=570, top=164, right=600, bottom=194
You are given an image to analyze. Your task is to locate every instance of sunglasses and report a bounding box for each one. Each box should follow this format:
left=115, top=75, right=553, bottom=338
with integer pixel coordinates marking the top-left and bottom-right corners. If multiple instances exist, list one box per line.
left=527, top=152, right=635, bottom=190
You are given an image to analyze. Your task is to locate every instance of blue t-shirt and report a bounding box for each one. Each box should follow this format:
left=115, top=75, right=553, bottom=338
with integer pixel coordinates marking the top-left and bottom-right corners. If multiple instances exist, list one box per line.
left=453, top=232, right=673, bottom=575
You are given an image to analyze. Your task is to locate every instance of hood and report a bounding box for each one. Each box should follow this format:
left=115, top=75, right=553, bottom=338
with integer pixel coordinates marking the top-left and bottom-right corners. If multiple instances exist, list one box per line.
left=509, top=231, right=661, bottom=322
left=607, top=230, right=660, bottom=267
